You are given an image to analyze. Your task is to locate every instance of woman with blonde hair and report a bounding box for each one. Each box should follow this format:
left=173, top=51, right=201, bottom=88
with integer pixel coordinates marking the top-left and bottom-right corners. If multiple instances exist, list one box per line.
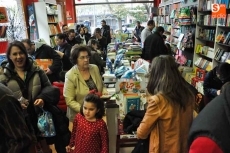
left=137, top=55, right=194, bottom=153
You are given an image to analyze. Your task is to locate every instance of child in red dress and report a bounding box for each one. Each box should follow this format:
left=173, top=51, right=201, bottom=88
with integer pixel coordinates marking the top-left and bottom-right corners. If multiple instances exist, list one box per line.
left=66, top=93, right=109, bottom=153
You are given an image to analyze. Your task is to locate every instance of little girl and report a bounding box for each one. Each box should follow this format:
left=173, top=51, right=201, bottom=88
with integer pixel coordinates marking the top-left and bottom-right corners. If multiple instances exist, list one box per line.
left=66, top=93, right=109, bottom=153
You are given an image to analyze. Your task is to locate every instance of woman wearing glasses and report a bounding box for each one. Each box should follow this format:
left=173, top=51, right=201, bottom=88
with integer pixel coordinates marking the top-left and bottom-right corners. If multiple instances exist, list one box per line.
left=64, top=45, right=107, bottom=130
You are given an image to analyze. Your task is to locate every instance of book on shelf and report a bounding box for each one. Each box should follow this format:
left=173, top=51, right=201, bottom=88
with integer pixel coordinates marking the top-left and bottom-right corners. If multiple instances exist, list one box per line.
left=216, top=31, right=223, bottom=42
left=226, top=14, right=230, bottom=27
left=220, top=52, right=229, bottom=62
left=47, top=16, right=56, bottom=23
left=201, top=46, right=209, bottom=55
left=206, top=47, right=215, bottom=59
left=223, top=32, right=230, bottom=44
left=214, top=48, right=225, bottom=61
left=195, top=44, right=203, bottom=54
left=217, top=18, right=226, bottom=26
left=195, top=58, right=210, bottom=70
left=216, top=31, right=228, bottom=43
left=48, top=24, right=61, bottom=35
left=225, top=53, right=230, bottom=64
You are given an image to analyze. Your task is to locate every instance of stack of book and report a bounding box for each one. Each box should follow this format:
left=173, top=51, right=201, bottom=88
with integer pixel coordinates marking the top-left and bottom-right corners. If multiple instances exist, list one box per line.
left=216, top=31, right=230, bottom=45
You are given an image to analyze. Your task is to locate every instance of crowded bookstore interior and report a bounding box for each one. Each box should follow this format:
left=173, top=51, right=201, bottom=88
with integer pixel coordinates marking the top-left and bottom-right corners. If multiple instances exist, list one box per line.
left=1, top=0, right=230, bottom=153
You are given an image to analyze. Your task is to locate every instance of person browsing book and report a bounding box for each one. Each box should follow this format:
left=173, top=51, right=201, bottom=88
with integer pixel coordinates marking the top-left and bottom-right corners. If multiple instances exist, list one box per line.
left=21, top=39, right=62, bottom=83
left=66, top=93, right=109, bottom=153
left=203, top=63, right=230, bottom=104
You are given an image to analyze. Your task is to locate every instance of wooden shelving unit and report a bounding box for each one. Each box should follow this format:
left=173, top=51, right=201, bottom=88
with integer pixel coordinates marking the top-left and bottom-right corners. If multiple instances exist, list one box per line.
left=28, top=2, right=62, bottom=47
left=194, top=1, right=230, bottom=71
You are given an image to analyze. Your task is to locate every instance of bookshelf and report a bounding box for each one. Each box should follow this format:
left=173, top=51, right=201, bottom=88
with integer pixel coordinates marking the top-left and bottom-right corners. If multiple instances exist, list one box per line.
left=194, top=0, right=230, bottom=72
left=28, top=2, right=61, bottom=47
left=157, top=0, right=198, bottom=66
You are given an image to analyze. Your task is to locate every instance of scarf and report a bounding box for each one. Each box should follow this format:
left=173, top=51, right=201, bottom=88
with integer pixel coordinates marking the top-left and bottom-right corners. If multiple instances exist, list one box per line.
left=79, top=34, right=86, bottom=45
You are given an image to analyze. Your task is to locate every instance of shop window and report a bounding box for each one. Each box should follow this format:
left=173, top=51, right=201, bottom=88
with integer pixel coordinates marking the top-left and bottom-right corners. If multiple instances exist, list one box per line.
left=75, top=1, right=153, bottom=34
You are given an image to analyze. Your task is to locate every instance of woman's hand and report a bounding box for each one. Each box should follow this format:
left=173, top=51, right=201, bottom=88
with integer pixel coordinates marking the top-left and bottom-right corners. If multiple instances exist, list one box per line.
left=34, top=99, right=44, bottom=107
left=45, top=68, right=52, bottom=75
left=21, top=103, right=28, bottom=109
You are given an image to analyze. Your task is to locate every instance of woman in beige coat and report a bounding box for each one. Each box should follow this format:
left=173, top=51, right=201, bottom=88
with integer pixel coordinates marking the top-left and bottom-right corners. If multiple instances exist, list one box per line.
left=137, top=55, right=194, bottom=153
left=64, top=45, right=107, bottom=129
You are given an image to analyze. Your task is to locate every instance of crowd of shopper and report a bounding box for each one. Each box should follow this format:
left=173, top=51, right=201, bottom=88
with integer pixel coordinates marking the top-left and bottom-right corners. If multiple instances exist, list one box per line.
left=0, top=19, right=230, bottom=153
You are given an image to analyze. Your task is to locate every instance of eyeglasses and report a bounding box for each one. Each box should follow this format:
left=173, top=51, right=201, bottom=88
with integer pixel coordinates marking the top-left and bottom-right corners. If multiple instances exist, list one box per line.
left=78, top=56, right=90, bottom=60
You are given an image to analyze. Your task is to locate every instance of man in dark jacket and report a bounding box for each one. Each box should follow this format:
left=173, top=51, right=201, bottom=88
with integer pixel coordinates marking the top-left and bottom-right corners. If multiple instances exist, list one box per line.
left=22, top=39, right=62, bottom=83
left=188, top=82, right=230, bottom=153
left=101, top=19, right=111, bottom=45
left=91, top=28, right=107, bottom=61
left=133, top=21, right=144, bottom=42
left=66, top=29, right=78, bottom=46
left=0, top=83, right=36, bottom=153
left=88, top=39, right=106, bottom=74
left=54, top=33, right=73, bottom=71
left=203, top=63, right=230, bottom=104
left=141, top=26, right=168, bottom=62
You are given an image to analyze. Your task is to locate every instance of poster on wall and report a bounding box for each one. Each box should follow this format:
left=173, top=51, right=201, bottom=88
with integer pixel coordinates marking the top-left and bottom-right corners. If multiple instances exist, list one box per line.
left=27, top=5, right=38, bottom=41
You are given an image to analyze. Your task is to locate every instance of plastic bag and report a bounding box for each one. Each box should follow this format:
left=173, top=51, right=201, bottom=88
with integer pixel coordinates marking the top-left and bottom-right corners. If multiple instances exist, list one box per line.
left=37, top=108, right=56, bottom=137
left=115, top=66, right=129, bottom=78
left=114, top=54, right=124, bottom=69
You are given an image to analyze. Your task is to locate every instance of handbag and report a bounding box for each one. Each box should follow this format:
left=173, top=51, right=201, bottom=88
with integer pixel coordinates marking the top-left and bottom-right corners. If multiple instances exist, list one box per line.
left=37, top=108, right=56, bottom=137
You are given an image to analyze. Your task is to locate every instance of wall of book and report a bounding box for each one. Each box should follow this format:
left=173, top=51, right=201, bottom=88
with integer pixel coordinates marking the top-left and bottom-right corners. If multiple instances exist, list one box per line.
left=194, top=0, right=230, bottom=72
left=157, top=0, right=198, bottom=67
left=28, top=2, right=61, bottom=47
left=190, top=0, right=230, bottom=94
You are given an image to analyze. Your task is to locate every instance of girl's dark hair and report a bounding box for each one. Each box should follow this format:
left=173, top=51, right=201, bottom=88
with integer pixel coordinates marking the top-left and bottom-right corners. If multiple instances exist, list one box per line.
left=147, top=55, right=193, bottom=109
left=70, top=45, right=91, bottom=64
left=80, top=93, right=105, bottom=119
left=6, top=41, right=30, bottom=70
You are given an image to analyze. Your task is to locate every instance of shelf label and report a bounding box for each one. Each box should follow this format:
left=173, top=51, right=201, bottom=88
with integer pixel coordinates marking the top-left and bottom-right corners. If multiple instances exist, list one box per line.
left=212, top=4, right=226, bottom=18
